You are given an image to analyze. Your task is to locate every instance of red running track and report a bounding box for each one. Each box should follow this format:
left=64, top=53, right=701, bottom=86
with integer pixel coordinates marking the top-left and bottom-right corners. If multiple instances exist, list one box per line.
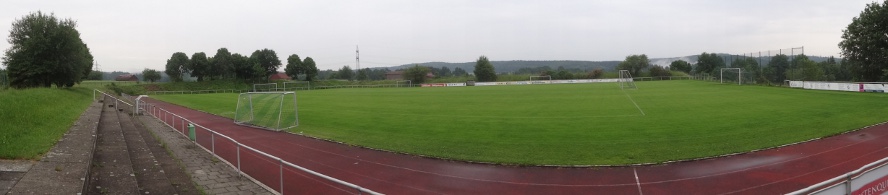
left=144, top=98, right=888, bottom=194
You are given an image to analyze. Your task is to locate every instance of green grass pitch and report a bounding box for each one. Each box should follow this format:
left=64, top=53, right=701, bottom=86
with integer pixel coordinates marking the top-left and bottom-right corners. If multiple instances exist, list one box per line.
left=152, top=80, right=888, bottom=165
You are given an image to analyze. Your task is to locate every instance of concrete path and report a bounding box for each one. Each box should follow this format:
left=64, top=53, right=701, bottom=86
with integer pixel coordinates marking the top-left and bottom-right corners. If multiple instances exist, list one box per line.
left=135, top=114, right=273, bottom=194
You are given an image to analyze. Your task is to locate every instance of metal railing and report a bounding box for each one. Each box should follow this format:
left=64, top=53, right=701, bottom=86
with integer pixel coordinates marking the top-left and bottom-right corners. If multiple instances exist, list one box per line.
left=139, top=101, right=381, bottom=194
left=788, top=156, right=888, bottom=195
left=148, top=89, right=250, bottom=95
left=95, top=89, right=382, bottom=195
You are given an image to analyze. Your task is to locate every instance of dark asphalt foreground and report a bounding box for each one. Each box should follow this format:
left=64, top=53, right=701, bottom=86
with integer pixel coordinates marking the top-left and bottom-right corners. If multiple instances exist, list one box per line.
left=144, top=97, right=888, bottom=194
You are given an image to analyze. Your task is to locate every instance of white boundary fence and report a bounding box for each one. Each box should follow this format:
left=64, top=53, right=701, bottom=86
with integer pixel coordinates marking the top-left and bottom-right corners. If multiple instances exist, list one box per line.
left=788, top=81, right=888, bottom=93
left=790, top=156, right=888, bottom=195
left=94, top=89, right=382, bottom=195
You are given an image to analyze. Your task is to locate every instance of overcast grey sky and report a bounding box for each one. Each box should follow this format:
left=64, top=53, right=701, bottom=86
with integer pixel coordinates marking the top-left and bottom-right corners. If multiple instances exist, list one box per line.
left=0, top=0, right=876, bottom=73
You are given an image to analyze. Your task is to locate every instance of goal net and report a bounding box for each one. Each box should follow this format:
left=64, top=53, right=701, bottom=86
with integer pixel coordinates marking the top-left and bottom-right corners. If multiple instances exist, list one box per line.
left=720, top=68, right=745, bottom=85
left=253, top=83, right=278, bottom=92
left=283, top=81, right=310, bottom=91
left=529, top=75, right=551, bottom=84
left=234, top=92, right=298, bottom=131
left=396, top=80, right=412, bottom=87
left=619, top=70, right=637, bottom=89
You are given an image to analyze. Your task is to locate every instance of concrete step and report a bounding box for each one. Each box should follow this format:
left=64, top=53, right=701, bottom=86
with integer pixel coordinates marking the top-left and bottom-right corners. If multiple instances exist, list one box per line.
left=85, top=95, right=140, bottom=194
left=117, top=106, right=179, bottom=194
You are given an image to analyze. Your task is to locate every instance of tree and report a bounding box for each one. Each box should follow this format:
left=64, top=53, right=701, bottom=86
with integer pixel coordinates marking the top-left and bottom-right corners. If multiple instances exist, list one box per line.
left=87, top=71, right=103, bottom=80
left=839, top=0, right=888, bottom=81
left=250, top=48, right=281, bottom=82
left=230, top=53, right=254, bottom=81
left=767, top=54, right=790, bottom=83
left=588, top=68, right=604, bottom=79
left=337, top=66, right=354, bottom=80
left=787, top=56, right=824, bottom=81
left=356, top=68, right=369, bottom=81
left=473, top=56, right=497, bottom=81
left=209, top=48, right=232, bottom=80
left=403, top=65, right=429, bottom=84
left=617, top=54, right=650, bottom=77
left=650, top=66, right=672, bottom=77
left=302, top=57, right=318, bottom=81
left=439, top=66, right=452, bottom=77
left=284, top=54, right=302, bottom=80
left=694, top=53, right=725, bottom=76
left=189, top=52, right=209, bottom=81
left=142, top=68, right=161, bottom=82
left=453, top=67, right=468, bottom=76
left=3, top=11, right=93, bottom=88
left=164, top=52, right=189, bottom=82
left=669, top=60, right=692, bottom=73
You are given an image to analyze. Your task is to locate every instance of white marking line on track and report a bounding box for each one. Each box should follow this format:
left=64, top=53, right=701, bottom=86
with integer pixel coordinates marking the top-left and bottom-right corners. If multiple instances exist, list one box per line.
left=622, top=89, right=645, bottom=116
left=634, top=168, right=644, bottom=195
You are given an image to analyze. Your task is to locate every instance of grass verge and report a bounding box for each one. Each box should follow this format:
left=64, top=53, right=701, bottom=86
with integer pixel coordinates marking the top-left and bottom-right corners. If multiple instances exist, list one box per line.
left=0, top=87, right=94, bottom=159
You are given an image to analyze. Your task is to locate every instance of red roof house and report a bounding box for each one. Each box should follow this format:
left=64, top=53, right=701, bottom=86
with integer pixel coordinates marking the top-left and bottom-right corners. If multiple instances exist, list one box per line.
left=269, top=73, right=292, bottom=81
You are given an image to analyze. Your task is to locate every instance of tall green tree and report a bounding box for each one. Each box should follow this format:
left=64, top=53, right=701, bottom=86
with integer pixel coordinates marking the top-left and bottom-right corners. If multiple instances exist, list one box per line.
left=230, top=53, right=254, bottom=80
left=189, top=52, right=209, bottom=81
left=403, top=65, right=429, bottom=84
left=617, top=54, right=650, bottom=76
left=250, top=48, right=281, bottom=82
left=338, top=66, right=354, bottom=81
left=839, top=0, right=888, bottom=81
left=210, top=48, right=232, bottom=80
left=473, top=56, right=497, bottom=82
left=669, top=60, right=692, bottom=73
left=142, top=68, right=161, bottom=82
left=302, top=57, right=319, bottom=81
left=767, top=54, right=790, bottom=83
left=649, top=66, right=672, bottom=77
left=2, top=11, right=93, bottom=88
left=453, top=67, right=468, bottom=76
left=439, top=66, right=452, bottom=77
left=164, top=52, right=189, bottom=82
left=356, top=68, right=369, bottom=81
left=284, top=54, right=302, bottom=80
left=694, top=53, right=725, bottom=75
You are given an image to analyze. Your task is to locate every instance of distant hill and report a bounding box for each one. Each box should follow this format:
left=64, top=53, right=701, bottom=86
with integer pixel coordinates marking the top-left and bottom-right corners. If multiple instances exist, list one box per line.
left=376, top=54, right=840, bottom=73
left=382, top=60, right=621, bottom=73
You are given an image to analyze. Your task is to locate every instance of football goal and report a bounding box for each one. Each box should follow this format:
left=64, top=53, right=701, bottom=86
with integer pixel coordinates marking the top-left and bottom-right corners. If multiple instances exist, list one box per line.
left=619, top=70, right=637, bottom=89
left=396, top=80, right=412, bottom=87
left=253, top=83, right=278, bottom=92
left=283, top=81, right=310, bottom=91
left=529, top=75, right=551, bottom=84
left=234, top=92, right=298, bottom=131
left=720, top=68, right=742, bottom=85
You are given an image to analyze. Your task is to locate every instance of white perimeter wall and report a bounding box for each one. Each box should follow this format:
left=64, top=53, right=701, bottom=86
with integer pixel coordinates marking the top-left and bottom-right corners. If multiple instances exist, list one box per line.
left=789, top=81, right=888, bottom=93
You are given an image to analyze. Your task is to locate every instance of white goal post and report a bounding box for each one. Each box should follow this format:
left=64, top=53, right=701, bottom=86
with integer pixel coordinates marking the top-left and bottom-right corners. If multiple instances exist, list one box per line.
left=253, top=83, right=278, bottom=92
left=396, top=80, right=412, bottom=87
left=529, top=75, right=552, bottom=82
left=619, top=70, right=637, bottom=89
left=720, top=68, right=742, bottom=85
left=283, top=81, right=310, bottom=91
left=234, top=92, right=298, bottom=131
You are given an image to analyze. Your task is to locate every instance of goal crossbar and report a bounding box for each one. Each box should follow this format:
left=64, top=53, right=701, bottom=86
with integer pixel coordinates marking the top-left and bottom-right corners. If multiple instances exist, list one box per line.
left=720, top=68, right=742, bottom=85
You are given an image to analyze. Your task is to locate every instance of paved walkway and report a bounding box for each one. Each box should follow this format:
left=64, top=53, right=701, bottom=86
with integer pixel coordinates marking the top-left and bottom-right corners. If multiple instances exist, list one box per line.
left=136, top=114, right=273, bottom=194
left=143, top=97, right=888, bottom=194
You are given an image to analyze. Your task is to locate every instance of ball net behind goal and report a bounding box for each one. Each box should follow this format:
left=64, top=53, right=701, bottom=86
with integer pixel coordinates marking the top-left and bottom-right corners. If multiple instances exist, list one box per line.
left=234, top=92, right=298, bottom=131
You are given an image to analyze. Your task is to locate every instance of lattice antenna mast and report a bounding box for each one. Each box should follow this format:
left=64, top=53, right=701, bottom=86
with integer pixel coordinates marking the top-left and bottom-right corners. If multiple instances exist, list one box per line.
left=356, top=45, right=360, bottom=70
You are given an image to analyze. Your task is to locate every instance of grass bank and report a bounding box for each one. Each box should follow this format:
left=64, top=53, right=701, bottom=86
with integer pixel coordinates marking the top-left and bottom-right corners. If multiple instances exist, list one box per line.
left=0, top=87, right=94, bottom=159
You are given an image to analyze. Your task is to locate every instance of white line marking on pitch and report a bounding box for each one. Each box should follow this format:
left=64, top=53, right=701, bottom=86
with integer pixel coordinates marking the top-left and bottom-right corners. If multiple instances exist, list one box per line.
left=623, top=90, right=646, bottom=116
left=634, top=167, right=644, bottom=195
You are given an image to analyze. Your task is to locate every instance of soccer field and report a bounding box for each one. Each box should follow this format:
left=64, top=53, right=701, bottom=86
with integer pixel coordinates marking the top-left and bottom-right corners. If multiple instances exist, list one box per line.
left=152, top=80, right=888, bottom=165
